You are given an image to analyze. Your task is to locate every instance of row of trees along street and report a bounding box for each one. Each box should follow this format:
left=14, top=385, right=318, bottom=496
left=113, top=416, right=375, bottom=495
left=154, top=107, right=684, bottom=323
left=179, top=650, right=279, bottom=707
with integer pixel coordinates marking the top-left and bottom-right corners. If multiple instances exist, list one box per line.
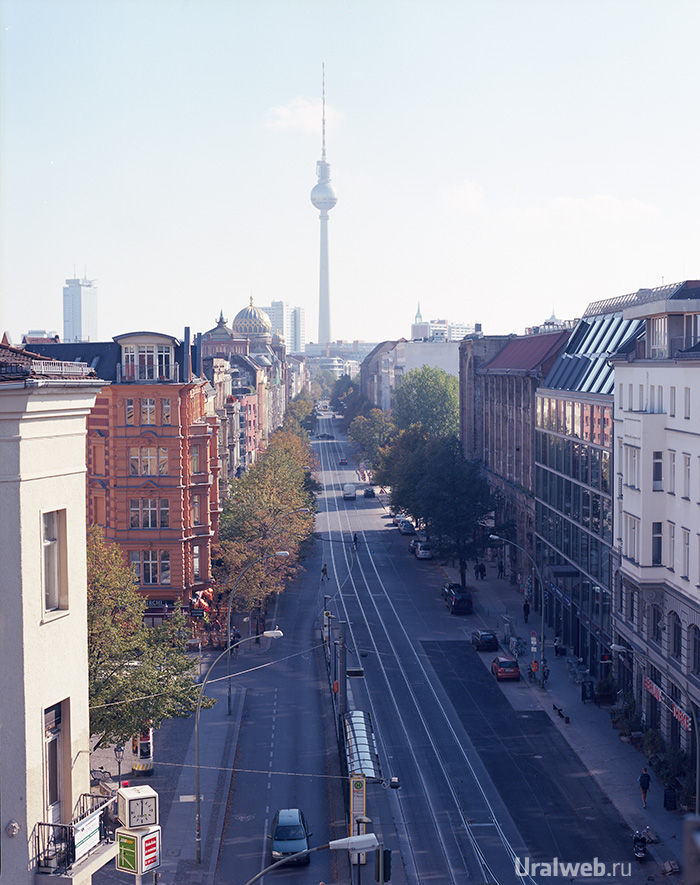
left=87, top=395, right=317, bottom=749
left=336, top=366, right=504, bottom=588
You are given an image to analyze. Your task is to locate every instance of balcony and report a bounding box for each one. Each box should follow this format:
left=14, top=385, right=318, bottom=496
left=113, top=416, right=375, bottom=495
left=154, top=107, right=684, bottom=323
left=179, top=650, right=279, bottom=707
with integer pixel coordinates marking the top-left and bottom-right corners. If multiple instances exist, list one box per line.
left=35, top=794, right=116, bottom=881
left=117, top=363, right=180, bottom=383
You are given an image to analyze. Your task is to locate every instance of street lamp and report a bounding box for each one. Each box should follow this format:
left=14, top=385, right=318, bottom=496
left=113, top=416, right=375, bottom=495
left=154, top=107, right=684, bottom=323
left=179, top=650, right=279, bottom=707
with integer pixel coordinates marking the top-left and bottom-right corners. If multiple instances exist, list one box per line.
left=242, top=833, right=379, bottom=885
left=195, top=630, right=284, bottom=863
left=490, top=534, right=548, bottom=688
left=113, top=744, right=125, bottom=790
left=611, top=643, right=700, bottom=817
left=225, top=551, right=289, bottom=715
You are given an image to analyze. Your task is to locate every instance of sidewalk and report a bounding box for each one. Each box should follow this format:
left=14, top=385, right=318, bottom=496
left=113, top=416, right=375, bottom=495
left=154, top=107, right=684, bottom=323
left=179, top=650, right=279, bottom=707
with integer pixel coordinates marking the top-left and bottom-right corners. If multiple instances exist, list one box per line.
left=445, top=559, right=686, bottom=878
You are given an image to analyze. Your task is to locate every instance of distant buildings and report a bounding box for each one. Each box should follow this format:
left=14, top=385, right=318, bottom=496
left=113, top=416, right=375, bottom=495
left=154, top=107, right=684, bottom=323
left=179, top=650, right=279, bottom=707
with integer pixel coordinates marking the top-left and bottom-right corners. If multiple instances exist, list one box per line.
left=258, top=300, right=306, bottom=353
left=63, top=277, right=98, bottom=343
left=411, top=303, right=476, bottom=342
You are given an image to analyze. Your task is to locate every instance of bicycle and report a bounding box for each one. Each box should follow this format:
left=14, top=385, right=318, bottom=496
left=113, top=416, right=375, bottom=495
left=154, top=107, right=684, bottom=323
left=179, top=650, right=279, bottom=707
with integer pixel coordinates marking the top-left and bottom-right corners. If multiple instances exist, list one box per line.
left=90, top=767, right=113, bottom=785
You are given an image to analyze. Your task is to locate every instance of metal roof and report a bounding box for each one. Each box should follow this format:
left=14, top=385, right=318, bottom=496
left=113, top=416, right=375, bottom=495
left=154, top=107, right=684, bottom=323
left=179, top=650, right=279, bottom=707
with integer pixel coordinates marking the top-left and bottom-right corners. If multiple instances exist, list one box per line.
left=343, top=711, right=382, bottom=782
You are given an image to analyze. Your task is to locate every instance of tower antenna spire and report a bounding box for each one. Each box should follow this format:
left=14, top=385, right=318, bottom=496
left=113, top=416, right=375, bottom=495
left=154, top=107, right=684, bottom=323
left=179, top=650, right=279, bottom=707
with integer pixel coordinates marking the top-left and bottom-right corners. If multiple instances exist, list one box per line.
left=322, top=62, right=327, bottom=161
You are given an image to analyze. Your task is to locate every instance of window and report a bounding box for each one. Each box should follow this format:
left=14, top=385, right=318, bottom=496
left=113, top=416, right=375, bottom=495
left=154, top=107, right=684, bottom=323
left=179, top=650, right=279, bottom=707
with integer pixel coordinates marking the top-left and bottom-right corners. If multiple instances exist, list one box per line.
left=191, top=445, right=200, bottom=474
left=141, top=398, right=155, bottom=425
left=668, top=522, right=676, bottom=571
left=652, top=451, right=663, bottom=491
left=670, top=386, right=676, bottom=417
left=683, top=528, right=691, bottom=578
left=685, top=386, right=691, bottom=419
left=628, top=384, right=633, bottom=410
left=658, top=386, right=664, bottom=413
left=43, top=510, right=66, bottom=612
left=649, top=316, right=668, bottom=358
left=626, top=446, right=639, bottom=488
left=143, top=498, right=158, bottom=528
left=652, top=522, right=663, bottom=566
left=639, top=384, right=644, bottom=410
left=624, top=514, right=640, bottom=562
left=162, top=398, right=171, bottom=425
left=669, top=451, right=676, bottom=494
left=130, top=498, right=170, bottom=528
left=193, top=546, right=201, bottom=580
left=651, top=606, right=662, bottom=643
left=130, top=499, right=140, bottom=528
left=684, top=454, right=691, bottom=498
left=159, top=499, right=170, bottom=528
left=649, top=385, right=655, bottom=413
left=157, top=345, right=172, bottom=379
left=130, top=551, right=170, bottom=585
left=126, top=398, right=134, bottom=425
left=692, top=626, right=700, bottom=674
left=192, top=495, right=201, bottom=525
left=44, top=703, right=62, bottom=823
left=628, top=588, right=637, bottom=624
left=671, top=613, right=682, bottom=659
left=129, top=447, right=168, bottom=476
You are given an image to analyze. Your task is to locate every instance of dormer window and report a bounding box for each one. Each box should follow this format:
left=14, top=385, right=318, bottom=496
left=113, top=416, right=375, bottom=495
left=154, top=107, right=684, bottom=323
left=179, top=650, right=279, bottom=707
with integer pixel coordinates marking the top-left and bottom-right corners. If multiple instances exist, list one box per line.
left=122, top=344, right=174, bottom=381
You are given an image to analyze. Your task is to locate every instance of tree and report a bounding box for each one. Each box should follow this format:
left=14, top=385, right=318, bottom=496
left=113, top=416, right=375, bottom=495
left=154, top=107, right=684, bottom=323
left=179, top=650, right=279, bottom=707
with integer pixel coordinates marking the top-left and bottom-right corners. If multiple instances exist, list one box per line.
left=215, top=429, right=316, bottom=612
left=373, top=425, right=432, bottom=520
left=392, top=365, right=459, bottom=437
left=416, top=438, right=494, bottom=586
left=348, top=409, right=396, bottom=468
left=87, top=525, right=210, bottom=749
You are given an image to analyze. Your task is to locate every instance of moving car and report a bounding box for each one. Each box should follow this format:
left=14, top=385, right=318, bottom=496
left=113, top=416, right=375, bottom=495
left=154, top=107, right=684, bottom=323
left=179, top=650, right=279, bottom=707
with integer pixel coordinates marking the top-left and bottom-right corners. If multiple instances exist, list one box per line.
left=339, top=457, right=348, bottom=465
left=445, top=587, right=473, bottom=614
left=269, top=808, right=311, bottom=865
left=471, top=629, right=499, bottom=651
left=342, top=483, right=356, bottom=500
left=415, top=542, right=433, bottom=560
left=491, top=656, right=521, bottom=681
left=363, top=487, right=375, bottom=498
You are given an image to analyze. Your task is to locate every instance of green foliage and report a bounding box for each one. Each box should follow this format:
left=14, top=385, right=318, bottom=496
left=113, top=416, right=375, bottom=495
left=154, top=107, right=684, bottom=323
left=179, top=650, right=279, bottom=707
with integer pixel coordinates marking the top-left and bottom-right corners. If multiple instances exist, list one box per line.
left=283, top=390, right=315, bottom=435
left=654, top=747, right=689, bottom=785
left=330, top=374, right=371, bottom=429
left=643, top=728, right=665, bottom=759
left=348, top=409, right=396, bottom=468
left=215, top=430, right=316, bottom=611
left=374, top=426, right=431, bottom=519
left=392, top=365, right=459, bottom=437
left=87, top=526, right=211, bottom=749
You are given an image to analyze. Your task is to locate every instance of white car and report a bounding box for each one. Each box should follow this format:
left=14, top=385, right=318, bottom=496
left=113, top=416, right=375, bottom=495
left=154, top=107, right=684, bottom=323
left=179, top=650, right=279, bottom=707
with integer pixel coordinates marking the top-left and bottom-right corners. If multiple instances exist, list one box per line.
left=415, top=542, right=433, bottom=560
left=397, top=519, right=416, bottom=535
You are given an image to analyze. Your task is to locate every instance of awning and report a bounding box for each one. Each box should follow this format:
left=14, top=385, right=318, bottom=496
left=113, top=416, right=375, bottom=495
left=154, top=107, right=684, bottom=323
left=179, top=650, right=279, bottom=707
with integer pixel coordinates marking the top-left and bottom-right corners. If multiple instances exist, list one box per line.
left=343, top=711, right=382, bottom=783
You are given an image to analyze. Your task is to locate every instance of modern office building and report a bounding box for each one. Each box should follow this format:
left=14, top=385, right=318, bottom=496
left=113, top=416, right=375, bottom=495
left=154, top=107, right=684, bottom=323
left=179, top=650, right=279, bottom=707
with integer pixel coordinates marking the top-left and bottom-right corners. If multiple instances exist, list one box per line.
left=258, top=301, right=306, bottom=353
left=0, top=342, right=115, bottom=882
left=411, top=304, right=476, bottom=342
left=63, top=277, right=98, bottom=343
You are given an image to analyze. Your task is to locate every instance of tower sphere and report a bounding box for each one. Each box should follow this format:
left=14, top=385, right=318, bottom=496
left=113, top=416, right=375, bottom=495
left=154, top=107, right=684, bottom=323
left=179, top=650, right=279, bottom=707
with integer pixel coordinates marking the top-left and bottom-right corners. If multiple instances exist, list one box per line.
left=310, top=180, right=338, bottom=212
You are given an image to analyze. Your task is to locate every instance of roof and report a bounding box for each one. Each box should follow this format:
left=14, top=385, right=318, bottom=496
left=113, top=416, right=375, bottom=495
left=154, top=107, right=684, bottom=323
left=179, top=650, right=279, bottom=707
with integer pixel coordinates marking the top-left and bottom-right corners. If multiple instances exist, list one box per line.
left=542, top=315, right=644, bottom=395
left=0, top=342, right=97, bottom=383
left=26, top=342, right=121, bottom=381
left=583, top=280, right=700, bottom=318
left=480, top=330, right=570, bottom=374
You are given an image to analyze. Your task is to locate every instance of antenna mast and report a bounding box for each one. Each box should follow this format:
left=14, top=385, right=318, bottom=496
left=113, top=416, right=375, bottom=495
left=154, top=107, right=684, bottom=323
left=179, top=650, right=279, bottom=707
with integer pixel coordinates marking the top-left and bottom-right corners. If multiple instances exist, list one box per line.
left=322, top=62, right=327, bottom=161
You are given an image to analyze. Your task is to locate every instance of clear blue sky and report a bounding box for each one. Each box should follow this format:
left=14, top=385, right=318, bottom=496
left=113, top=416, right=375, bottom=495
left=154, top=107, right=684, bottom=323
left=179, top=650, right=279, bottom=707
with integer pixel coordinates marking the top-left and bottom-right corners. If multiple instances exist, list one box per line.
left=2, top=0, right=699, bottom=345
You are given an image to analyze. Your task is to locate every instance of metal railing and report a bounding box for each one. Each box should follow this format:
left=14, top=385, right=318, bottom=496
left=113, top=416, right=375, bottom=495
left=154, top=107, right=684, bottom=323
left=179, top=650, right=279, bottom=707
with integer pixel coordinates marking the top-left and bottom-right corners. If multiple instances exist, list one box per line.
left=36, top=794, right=115, bottom=873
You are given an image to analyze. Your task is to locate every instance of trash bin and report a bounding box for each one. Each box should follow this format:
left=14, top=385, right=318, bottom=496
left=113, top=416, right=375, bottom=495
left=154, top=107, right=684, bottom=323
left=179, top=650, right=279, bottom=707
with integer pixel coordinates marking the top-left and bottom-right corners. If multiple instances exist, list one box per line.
left=664, top=786, right=677, bottom=811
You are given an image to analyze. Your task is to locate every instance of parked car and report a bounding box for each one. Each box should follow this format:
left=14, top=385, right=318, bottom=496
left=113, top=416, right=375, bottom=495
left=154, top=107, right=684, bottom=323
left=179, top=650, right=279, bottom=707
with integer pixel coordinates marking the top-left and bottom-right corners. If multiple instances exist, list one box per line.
left=471, top=629, right=499, bottom=651
left=445, top=587, right=473, bottom=614
left=442, top=581, right=475, bottom=600
left=415, top=542, right=433, bottom=560
left=408, top=536, right=421, bottom=554
left=339, top=457, right=348, bottom=465
left=363, top=487, right=375, bottom=498
left=397, top=519, right=416, bottom=535
left=269, top=808, right=311, bottom=865
left=392, top=511, right=407, bottom=525
left=491, top=656, right=521, bottom=681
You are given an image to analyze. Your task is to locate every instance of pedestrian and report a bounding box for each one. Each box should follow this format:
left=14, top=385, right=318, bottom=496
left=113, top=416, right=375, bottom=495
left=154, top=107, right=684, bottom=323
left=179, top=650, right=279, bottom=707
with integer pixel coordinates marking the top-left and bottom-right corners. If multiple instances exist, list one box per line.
left=478, top=562, right=486, bottom=580
left=321, top=563, right=329, bottom=582
left=474, top=561, right=479, bottom=580
left=353, top=533, right=358, bottom=551
left=497, top=555, right=504, bottom=579
left=523, top=600, right=531, bottom=623
left=638, top=767, right=651, bottom=808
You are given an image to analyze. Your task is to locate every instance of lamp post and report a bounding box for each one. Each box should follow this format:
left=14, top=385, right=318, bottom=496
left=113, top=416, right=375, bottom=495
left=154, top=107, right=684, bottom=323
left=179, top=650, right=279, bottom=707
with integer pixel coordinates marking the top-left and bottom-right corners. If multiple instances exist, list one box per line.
left=225, top=551, right=289, bottom=715
left=196, top=630, right=283, bottom=863
left=113, top=744, right=124, bottom=789
left=242, top=833, right=379, bottom=885
left=611, top=643, right=700, bottom=817
left=490, top=534, right=548, bottom=688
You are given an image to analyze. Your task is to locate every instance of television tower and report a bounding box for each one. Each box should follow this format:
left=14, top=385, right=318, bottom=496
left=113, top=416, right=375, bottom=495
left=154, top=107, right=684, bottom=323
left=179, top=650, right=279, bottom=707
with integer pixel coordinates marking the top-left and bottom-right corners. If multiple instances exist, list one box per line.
left=310, top=63, right=338, bottom=346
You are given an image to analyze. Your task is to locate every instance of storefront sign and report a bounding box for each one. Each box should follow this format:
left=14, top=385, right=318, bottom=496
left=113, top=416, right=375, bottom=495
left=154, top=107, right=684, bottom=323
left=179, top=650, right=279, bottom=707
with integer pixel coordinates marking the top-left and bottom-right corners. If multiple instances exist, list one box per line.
left=644, top=675, right=663, bottom=702
left=672, top=702, right=692, bottom=732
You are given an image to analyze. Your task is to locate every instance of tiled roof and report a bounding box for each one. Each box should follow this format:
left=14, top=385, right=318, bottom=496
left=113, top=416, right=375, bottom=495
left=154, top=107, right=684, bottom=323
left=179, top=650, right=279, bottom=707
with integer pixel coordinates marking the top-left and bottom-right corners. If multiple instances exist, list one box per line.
left=480, top=330, right=570, bottom=374
left=0, top=342, right=96, bottom=382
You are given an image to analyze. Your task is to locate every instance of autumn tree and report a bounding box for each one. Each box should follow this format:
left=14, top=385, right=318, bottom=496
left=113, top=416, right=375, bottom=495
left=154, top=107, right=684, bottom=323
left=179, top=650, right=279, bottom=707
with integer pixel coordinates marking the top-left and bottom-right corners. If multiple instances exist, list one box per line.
left=215, top=429, right=316, bottom=612
left=348, top=409, right=396, bottom=469
left=392, top=365, right=459, bottom=437
left=87, top=525, right=210, bottom=749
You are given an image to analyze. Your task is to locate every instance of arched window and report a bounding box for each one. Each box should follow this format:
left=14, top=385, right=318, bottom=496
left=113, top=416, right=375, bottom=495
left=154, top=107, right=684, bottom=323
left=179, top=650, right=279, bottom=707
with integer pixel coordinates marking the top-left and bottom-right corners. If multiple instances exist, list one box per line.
left=669, top=612, right=682, bottom=659
left=689, top=626, right=700, bottom=675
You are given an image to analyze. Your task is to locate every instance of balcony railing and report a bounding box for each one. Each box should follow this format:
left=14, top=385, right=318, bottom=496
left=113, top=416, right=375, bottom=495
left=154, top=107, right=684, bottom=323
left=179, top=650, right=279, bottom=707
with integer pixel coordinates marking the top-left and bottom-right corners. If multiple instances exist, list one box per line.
left=117, top=363, right=180, bottom=383
left=36, top=794, right=115, bottom=875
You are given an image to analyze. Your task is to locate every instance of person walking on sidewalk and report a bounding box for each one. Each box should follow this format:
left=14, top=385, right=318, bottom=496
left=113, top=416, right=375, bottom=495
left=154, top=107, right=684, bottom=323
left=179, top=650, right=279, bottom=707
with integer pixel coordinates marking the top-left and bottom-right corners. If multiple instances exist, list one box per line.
left=478, top=562, right=486, bottom=580
left=523, top=600, right=531, bottom=623
left=638, top=768, right=651, bottom=808
left=497, top=555, right=504, bottom=579
left=321, top=563, right=329, bottom=582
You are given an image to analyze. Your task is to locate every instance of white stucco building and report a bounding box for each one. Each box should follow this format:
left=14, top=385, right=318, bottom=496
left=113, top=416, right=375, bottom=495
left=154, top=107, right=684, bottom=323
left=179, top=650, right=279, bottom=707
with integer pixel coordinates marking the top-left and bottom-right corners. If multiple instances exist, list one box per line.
left=0, top=344, right=113, bottom=882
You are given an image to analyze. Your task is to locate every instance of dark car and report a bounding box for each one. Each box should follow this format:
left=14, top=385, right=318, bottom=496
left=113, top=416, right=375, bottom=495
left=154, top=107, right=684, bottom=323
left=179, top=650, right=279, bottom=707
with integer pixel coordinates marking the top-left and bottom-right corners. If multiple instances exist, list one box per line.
left=491, top=656, right=521, bottom=681
left=363, top=487, right=375, bottom=498
left=471, top=629, right=499, bottom=651
left=339, top=457, right=348, bottom=465
left=445, top=587, right=473, bottom=614
left=269, top=808, right=311, bottom=865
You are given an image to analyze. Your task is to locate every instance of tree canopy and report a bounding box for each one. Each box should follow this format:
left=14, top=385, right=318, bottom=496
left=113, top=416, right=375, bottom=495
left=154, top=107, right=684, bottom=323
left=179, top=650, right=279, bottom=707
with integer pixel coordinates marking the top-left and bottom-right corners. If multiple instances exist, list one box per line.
left=392, top=365, right=459, bottom=437
left=347, top=408, right=396, bottom=468
left=87, top=525, right=209, bottom=749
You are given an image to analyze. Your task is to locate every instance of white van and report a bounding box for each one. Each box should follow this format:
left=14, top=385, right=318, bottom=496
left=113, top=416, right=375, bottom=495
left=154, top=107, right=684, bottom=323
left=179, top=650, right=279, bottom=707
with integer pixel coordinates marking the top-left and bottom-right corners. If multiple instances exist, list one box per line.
left=342, top=483, right=356, bottom=500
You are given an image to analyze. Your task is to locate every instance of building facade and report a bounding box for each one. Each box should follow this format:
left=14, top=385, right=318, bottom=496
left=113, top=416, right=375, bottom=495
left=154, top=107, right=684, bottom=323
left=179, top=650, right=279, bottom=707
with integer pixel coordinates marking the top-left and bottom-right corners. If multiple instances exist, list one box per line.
left=63, top=277, right=98, bottom=343
left=258, top=301, right=306, bottom=354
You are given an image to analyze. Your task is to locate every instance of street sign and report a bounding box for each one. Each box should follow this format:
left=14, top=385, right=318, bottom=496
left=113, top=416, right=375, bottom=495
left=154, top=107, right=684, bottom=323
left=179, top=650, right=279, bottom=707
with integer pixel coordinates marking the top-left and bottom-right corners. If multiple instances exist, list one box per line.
left=115, top=825, right=162, bottom=874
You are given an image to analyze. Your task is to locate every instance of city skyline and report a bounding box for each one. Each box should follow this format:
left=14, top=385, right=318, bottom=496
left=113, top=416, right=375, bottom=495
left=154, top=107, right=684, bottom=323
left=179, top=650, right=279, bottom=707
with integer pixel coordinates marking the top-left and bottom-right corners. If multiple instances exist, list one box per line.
left=2, top=1, right=700, bottom=346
